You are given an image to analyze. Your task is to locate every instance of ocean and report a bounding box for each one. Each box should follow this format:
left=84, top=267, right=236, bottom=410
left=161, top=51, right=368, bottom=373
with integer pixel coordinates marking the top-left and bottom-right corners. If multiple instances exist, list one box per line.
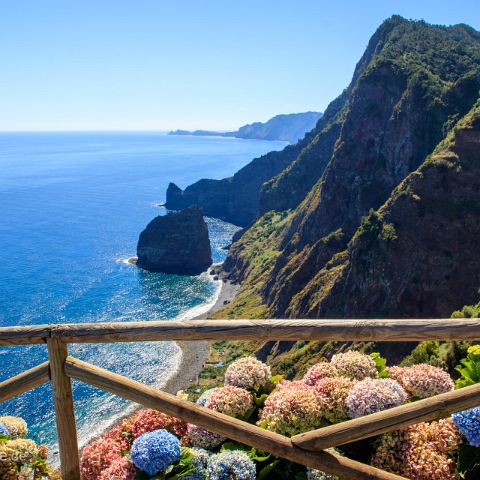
left=0, top=132, right=286, bottom=454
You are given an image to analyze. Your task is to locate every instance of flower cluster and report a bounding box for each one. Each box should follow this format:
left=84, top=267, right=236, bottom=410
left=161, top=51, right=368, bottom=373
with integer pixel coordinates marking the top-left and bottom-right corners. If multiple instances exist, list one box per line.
left=206, top=451, right=256, bottom=480
left=0, top=421, right=9, bottom=436
left=314, top=376, right=354, bottom=423
left=131, top=429, right=181, bottom=476
left=187, top=424, right=225, bottom=449
left=197, top=387, right=219, bottom=407
left=259, top=381, right=323, bottom=436
left=130, top=408, right=188, bottom=441
left=307, top=468, right=340, bottom=480
left=204, top=385, right=254, bottom=418
left=452, top=407, right=480, bottom=447
left=303, top=362, right=339, bottom=386
left=224, top=357, right=271, bottom=391
left=372, top=419, right=461, bottom=480
left=98, top=457, right=137, bottom=480
left=103, top=417, right=135, bottom=451
left=0, top=439, right=38, bottom=463
left=80, top=438, right=122, bottom=480
left=346, top=378, right=407, bottom=418
left=330, top=351, right=378, bottom=381
left=182, top=447, right=212, bottom=480
left=387, top=364, right=454, bottom=399
left=0, top=416, right=28, bottom=438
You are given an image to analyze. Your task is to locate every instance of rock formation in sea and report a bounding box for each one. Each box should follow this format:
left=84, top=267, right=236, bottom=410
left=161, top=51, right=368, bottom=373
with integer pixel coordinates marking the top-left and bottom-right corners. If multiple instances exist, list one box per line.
left=136, top=206, right=212, bottom=275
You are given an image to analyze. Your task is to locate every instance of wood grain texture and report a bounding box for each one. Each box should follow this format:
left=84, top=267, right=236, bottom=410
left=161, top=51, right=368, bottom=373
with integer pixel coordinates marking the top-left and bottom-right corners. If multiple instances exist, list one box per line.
left=1, top=319, right=479, bottom=345
left=47, top=338, right=80, bottom=480
left=0, top=324, right=51, bottom=346
left=0, top=362, right=50, bottom=403
left=64, top=356, right=406, bottom=480
left=292, top=382, right=480, bottom=451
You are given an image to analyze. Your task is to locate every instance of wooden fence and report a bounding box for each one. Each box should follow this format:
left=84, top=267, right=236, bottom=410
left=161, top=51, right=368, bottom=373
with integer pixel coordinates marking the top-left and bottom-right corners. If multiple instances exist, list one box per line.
left=1, top=319, right=479, bottom=480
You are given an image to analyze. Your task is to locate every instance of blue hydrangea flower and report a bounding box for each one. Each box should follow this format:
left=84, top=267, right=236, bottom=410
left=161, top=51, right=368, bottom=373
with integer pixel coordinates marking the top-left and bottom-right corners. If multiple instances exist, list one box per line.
left=196, top=388, right=218, bottom=407
left=131, top=429, right=181, bottom=476
left=206, top=451, right=256, bottom=480
left=452, top=407, right=480, bottom=447
left=182, top=447, right=211, bottom=480
left=0, top=422, right=9, bottom=436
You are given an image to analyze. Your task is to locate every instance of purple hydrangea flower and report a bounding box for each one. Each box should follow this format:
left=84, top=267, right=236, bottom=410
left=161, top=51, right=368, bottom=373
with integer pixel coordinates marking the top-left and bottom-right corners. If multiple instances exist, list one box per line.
left=131, top=429, right=181, bottom=476
left=452, top=407, right=480, bottom=447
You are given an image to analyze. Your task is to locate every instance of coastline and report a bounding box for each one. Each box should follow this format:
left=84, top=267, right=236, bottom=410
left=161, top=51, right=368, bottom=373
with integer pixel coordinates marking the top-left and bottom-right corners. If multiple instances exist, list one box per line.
left=74, top=265, right=238, bottom=456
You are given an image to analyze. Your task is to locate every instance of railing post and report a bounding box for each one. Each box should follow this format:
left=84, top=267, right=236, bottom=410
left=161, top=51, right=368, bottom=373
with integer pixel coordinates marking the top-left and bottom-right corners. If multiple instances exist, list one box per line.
left=47, top=337, right=80, bottom=480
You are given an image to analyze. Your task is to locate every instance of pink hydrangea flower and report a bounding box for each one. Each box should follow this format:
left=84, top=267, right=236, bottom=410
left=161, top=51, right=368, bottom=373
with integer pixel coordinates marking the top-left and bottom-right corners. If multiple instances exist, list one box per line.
left=387, top=364, right=454, bottom=399
left=130, top=409, right=188, bottom=442
left=224, top=357, right=271, bottom=390
left=80, top=438, right=122, bottom=480
left=98, top=457, right=136, bottom=480
left=259, top=382, right=323, bottom=436
left=303, top=363, right=339, bottom=386
left=330, top=351, right=378, bottom=380
left=204, top=386, right=254, bottom=419
left=372, top=419, right=461, bottom=479
left=313, top=377, right=355, bottom=423
left=103, top=418, right=135, bottom=451
left=346, top=378, right=407, bottom=418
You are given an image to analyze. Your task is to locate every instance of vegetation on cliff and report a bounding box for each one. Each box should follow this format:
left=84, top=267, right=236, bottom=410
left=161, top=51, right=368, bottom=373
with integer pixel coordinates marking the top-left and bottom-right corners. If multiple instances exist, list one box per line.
left=219, top=17, right=480, bottom=323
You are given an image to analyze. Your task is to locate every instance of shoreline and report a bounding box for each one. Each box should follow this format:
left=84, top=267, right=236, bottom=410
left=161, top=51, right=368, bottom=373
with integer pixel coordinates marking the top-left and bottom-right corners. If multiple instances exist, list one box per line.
left=75, top=265, right=239, bottom=456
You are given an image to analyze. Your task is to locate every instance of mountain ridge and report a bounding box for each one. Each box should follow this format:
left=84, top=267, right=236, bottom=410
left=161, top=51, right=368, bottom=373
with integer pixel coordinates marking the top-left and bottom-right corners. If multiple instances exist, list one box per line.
left=168, top=111, right=322, bottom=144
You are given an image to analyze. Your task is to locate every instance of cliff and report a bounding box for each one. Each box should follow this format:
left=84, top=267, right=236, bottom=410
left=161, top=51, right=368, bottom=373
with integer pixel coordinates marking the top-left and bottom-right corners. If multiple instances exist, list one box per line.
left=136, top=206, right=212, bottom=275
left=168, top=111, right=323, bottom=144
left=218, top=17, right=480, bottom=320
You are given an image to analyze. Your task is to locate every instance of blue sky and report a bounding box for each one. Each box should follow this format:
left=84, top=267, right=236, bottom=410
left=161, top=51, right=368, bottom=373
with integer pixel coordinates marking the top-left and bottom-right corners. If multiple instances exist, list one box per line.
left=1, top=1, right=479, bottom=131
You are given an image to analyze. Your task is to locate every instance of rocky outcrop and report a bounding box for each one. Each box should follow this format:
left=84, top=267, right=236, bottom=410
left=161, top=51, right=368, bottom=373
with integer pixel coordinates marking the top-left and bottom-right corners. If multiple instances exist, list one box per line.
left=169, top=111, right=323, bottom=144
left=136, top=206, right=212, bottom=275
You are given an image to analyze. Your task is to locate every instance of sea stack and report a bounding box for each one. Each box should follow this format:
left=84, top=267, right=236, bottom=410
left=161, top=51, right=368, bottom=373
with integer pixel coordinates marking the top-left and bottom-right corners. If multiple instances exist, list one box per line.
left=136, top=206, right=212, bottom=275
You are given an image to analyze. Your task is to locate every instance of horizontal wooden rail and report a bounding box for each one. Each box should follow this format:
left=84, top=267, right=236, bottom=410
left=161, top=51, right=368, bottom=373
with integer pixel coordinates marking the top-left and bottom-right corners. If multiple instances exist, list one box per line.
left=65, top=356, right=406, bottom=480
left=292, top=382, right=480, bottom=451
left=0, top=362, right=50, bottom=403
left=0, top=325, right=52, bottom=346
left=1, top=319, right=480, bottom=345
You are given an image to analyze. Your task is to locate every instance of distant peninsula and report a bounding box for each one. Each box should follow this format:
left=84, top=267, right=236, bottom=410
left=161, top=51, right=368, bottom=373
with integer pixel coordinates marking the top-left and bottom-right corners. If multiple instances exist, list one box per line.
left=168, top=111, right=323, bottom=144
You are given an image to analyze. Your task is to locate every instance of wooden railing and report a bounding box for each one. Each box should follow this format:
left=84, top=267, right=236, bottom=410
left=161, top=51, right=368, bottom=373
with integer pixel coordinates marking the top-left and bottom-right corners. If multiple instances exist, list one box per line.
left=1, top=319, right=480, bottom=480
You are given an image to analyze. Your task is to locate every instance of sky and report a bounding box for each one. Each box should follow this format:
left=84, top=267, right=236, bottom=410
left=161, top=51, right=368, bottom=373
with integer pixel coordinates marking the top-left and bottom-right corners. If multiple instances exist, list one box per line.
left=1, top=1, right=479, bottom=131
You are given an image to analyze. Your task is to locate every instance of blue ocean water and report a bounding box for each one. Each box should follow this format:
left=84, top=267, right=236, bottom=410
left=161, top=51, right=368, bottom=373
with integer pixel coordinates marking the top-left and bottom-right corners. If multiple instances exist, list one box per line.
left=0, top=132, right=286, bottom=454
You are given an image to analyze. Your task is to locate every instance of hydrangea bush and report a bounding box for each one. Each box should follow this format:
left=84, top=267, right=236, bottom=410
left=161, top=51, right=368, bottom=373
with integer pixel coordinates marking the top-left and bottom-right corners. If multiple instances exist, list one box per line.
left=131, top=429, right=181, bottom=476
left=0, top=417, right=60, bottom=479
left=330, top=351, right=378, bottom=380
left=303, top=362, right=339, bottom=386
left=206, top=450, right=256, bottom=480
left=346, top=378, right=407, bottom=418
left=71, top=349, right=480, bottom=479
left=225, top=356, right=272, bottom=391
left=388, top=364, right=454, bottom=399
left=204, top=385, right=254, bottom=419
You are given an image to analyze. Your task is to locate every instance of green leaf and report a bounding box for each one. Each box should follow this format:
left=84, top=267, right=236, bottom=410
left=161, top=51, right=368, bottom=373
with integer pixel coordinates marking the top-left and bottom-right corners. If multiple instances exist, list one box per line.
left=457, top=444, right=480, bottom=478
left=269, top=375, right=283, bottom=385
left=258, top=459, right=280, bottom=479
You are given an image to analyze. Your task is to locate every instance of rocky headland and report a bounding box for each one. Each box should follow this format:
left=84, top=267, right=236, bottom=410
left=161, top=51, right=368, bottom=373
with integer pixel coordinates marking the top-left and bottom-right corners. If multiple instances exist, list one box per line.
left=136, top=206, right=212, bottom=275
